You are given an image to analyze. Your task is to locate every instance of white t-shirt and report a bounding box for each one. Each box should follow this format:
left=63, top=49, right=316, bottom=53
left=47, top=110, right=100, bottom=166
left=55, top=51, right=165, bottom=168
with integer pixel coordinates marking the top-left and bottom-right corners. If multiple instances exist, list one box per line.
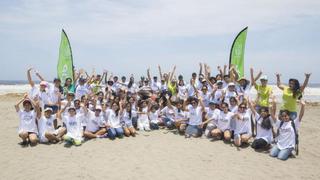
left=187, top=84, right=195, bottom=97
left=121, top=111, right=133, bottom=127
left=75, top=84, right=91, bottom=99
left=127, top=83, right=138, bottom=94
left=187, top=105, right=203, bottom=125
left=62, top=115, right=82, bottom=140
left=48, top=83, right=60, bottom=104
left=199, top=91, right=212, bottom=107
left=178, top=85, right=188, bottom=100
left=105, top=109, right=121, bottom=128
left=175, top=109, right=187, bottom=122
left=255, top=113, right=273, bottom=144
left=38, top=114, right=56, bottom=137
left=85, top=111, right=105, bottom=132
left=217, top=111, right=234, bottom=131
left=224, top=90, right=237, bottom=106
left=151, top=80, right=161, bottom=93
left=234, top=110, right=252, bottom=135
left=138, top=107, right=149, bottom=121
left=275, top=118, right=300, bottom=150
left=205, top=107, right=219, bottom=126
left=29, top=86, right=51, bottom=108
left=212, top=89, right=224, bottom=104
left=18, top=110, right=38, bottom=134
left=149, top=110, right=160, bottom=123
left=161, top=106, right=176, bottom=120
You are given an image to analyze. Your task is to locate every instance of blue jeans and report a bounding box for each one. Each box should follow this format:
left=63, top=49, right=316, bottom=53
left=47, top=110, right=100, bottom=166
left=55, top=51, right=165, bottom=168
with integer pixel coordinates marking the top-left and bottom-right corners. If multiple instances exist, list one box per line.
left=150, top=123, right=159, bottom=130
left=162, top=117, right=175, bottom=129
left=185, top=125, right=202, bottom=137
left=108, top=127, right=124, bottom=140
left=132, top=117, right=138, bottom=129
left=270, top=145, right=294, bottom=160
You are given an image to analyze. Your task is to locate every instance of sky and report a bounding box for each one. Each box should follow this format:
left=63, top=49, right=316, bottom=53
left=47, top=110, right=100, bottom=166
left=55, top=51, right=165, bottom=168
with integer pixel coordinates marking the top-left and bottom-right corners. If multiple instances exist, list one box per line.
left=0, top=0, right=319, bottom=83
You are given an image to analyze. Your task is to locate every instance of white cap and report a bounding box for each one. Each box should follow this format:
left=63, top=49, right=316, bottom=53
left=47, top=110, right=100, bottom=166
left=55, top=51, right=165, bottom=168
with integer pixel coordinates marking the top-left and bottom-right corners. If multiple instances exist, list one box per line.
left=44, top=107, right=53, bottom=112
left=260, top=75, right=268, bottom=81
left=228, top=82, right=235, bottom=87
left=95, top=105, right=102, bottom=111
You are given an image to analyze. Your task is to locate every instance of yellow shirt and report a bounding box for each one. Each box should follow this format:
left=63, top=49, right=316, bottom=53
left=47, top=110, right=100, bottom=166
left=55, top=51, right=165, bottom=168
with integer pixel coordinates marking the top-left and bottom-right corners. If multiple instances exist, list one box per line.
left=168, top=82, right=177, bottom=95
left=281, top=86, right=299, bottom=112
left=254, top=84, right=272, bottom=107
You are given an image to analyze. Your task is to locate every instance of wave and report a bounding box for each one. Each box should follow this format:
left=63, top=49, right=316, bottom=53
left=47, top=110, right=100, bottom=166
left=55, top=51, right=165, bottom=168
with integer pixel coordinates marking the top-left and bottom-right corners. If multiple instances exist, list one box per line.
left=0, top=84, right=319, bottom=102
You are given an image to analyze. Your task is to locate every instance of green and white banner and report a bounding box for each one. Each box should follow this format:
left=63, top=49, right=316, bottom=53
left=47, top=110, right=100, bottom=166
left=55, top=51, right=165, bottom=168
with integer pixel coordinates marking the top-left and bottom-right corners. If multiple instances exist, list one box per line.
left=229, top=27, right=248, bottom=78
left=57, top=29, right=74, bottom=85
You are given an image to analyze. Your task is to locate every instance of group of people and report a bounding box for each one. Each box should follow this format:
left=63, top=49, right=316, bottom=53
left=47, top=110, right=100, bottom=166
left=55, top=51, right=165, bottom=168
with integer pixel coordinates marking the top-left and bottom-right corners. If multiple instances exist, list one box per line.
left=15, top=63, right=311, bottom=161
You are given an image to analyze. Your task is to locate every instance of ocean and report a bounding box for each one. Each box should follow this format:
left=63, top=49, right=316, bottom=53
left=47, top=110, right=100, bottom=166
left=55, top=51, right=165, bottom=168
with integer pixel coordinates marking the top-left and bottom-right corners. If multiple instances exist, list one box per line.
left=0, top=80, right=320, bottom=102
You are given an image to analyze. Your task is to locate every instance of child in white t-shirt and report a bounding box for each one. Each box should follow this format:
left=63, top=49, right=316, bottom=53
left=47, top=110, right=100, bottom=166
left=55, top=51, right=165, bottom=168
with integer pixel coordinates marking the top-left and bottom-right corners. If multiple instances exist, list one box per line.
left=83, top=105, right=107, bottom=139
left=15, top=95, right=40, bottom=146
left=38, top=107, right=66, bottom=143
left=58, top=102, right=83, bottom=146
left=120, top=103, right=136, bottom=136
left=137, top=100, right=151, bottom=131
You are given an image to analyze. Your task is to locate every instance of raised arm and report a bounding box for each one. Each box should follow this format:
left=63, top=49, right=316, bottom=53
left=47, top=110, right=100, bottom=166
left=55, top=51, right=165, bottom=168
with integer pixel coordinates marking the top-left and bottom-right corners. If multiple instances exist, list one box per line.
left=217, top=66, right=224, bottom=77
left=199, top=63, right=203, bottom=76
left=276, top=73, right=285, bottom=90
left=14, top=94, right=28, bottom=112
left=35, top=71, right=45, bottom=81
left=250, top=68, right=257, bottom=86
left=169, top=65, right=176, bottom=82
left=298, top=100, right=305, bottom=122
left=158, top=65, right=163, bottom=80
left=248, top=100, right=257, bottom=115
left=300, top=73, right=311, bottom=93
left=270, top=96, right=277, bottom=122
left=147, top=68, right=151, bottom=81
left=27, top=68, right=35, bottom=87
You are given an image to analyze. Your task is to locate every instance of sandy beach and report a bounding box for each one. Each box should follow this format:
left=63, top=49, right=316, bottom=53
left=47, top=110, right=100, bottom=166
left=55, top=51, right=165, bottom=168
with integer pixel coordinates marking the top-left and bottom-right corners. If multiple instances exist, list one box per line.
left=1, top=94, right=320, bottom=180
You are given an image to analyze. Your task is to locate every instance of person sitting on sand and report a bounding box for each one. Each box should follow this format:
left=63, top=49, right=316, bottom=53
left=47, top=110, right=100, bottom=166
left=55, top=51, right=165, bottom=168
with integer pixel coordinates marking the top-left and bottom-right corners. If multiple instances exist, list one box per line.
left=232, top=102, right=252, bottom=147
left=82, top=104, right=107, bottom=139
left=15, top=94, right=40, bottom=146
left=248, top=98, right=276, bottom=150
left=38, top=107, right=66, bottom=144
left=57, top=102, right=83, bottom=146
left=105, top=101, right=125, bottom=139
left=120, top=102, right=136, bottom=136
left=211, top=102, right=233, bottom=142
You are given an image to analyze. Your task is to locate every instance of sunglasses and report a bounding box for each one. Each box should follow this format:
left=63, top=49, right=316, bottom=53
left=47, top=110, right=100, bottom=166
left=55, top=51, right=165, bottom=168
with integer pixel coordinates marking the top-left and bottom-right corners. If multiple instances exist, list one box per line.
left=239, top=106, right=246, bottom=109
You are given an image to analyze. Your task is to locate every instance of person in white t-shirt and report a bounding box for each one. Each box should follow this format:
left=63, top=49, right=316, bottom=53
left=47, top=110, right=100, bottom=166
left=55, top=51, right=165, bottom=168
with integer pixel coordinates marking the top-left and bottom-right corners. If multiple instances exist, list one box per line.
left=233, top=102, right=252, bottom=147
left=149, top=104, right=161, bottom=130
left=212, top=102, right=233, bottom=142
left=120, top=103, right=136, bottom=136
left=137, top=100, right=151, bottom=131
left=105, top=101, right=125, bottom=139
left=75, top=78, right=91, bottom=99
left=38, top=107, right=66, bottom=143
left=202, top=101, right=220, bottom=138
left=223, top=82, right=238, bottom=107
left=184, top=95, right=206, bottom=138
left=57, top=102, right=83, bottom=146
left=248, top=100, right=275, bottom=150
left=82, top=105, right=107, bottom=139
left=15, top=95, right=40, bottom=146
left=173, top=99, right=188, bottom=134
left=270, top=100, right=305, bottom=161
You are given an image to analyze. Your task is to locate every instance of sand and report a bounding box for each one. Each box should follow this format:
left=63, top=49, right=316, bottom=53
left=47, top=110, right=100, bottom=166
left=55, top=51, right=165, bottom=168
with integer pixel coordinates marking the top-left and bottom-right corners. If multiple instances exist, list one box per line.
left=0, top=95, right=320, bottom=180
